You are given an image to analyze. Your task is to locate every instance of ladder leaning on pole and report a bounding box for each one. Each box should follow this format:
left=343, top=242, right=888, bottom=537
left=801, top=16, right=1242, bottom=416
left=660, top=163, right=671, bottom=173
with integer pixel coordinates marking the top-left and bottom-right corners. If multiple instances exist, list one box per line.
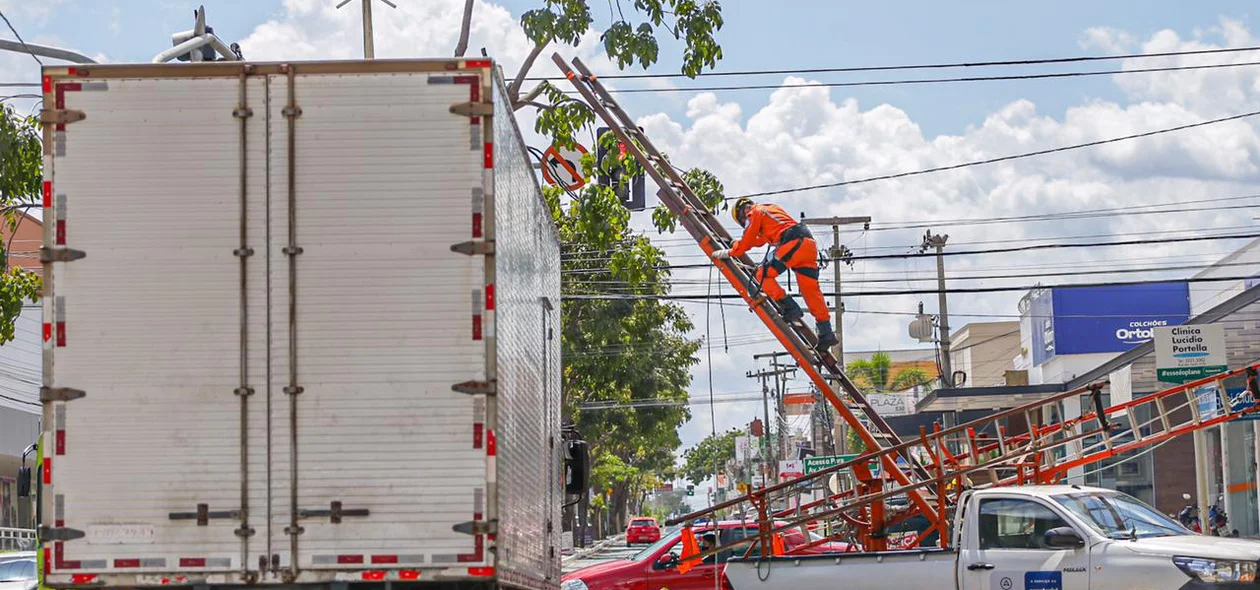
left=552, top=53, right=945, bottom=549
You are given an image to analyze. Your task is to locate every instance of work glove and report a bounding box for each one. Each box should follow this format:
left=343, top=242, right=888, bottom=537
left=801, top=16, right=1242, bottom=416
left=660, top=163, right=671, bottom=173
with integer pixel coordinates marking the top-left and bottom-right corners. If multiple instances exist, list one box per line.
left=711, top=249, right=732, bottom=260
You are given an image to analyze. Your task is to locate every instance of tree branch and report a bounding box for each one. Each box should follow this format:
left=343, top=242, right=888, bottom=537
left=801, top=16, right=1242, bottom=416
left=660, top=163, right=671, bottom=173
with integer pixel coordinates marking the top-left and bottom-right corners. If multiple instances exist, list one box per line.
left=519, top=82, right=548, bottom=105
left=509, top=40, right=549, bottom=108
left=453, top=0, right=476, bottom=57
left=514, top=100, right=555, bottom=111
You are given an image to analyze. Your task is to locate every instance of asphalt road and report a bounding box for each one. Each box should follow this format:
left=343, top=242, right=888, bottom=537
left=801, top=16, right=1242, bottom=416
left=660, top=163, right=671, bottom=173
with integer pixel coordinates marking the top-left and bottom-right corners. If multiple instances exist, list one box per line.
left=562, top=526, right=681, bottom=574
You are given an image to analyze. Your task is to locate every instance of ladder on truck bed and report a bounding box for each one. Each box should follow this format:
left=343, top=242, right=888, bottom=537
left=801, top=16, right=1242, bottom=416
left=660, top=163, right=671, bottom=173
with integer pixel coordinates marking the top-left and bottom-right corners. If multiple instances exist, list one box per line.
left=672, top=362, right=1260, bottom=558
left=551, top=54, right=946, bottom=548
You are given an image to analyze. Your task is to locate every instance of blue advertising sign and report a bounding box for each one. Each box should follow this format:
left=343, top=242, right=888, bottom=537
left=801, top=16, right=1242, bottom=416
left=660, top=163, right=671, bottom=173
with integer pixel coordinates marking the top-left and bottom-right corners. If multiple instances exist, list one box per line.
left=1033, top=282, right=1189, bottom=365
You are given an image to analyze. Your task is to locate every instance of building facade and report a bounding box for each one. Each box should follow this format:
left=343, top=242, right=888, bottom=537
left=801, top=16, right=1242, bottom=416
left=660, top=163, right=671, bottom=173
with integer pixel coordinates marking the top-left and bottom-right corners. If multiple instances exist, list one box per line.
left=0, top=213, right=42, bottom=529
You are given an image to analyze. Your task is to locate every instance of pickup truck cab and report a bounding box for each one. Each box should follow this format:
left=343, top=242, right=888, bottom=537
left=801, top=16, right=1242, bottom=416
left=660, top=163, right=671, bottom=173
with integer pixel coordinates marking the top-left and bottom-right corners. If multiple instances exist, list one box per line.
left=725, top=485, right=1260, bottom=590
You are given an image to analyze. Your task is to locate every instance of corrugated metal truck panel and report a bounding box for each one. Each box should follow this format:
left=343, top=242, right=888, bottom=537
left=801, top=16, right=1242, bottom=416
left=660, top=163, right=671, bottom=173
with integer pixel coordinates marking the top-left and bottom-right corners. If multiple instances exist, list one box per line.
left=48, top=76, right=271, bottom=575
left=491, top=74, right=563, bottom=586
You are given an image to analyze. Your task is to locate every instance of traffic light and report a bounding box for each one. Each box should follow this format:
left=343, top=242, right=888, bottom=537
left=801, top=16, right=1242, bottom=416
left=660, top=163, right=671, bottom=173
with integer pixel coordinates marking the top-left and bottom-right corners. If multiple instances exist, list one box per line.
left=595, top=127, right=646, bottom=211
left=686, top=484, right=695, bottom=496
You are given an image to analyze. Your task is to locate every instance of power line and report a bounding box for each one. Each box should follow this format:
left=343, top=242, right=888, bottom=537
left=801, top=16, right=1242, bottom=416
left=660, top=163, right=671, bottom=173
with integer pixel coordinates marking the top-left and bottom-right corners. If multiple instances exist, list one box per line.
left=563, top=273, right=1260, bottom=301
left=739, top=108, right=1260, bottom=198
left=561, top=231, right=1260, bottom=274
left=529, top=44, right=1260, bottom=81
left=586, top=59, right=1260, bottom=94
left=0, top=9, right=42, bottom=66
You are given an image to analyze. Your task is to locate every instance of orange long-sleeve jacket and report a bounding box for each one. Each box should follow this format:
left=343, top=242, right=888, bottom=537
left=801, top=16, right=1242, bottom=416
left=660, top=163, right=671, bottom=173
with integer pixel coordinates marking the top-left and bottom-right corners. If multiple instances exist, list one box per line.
left=730, top=203, right=799, bottom=258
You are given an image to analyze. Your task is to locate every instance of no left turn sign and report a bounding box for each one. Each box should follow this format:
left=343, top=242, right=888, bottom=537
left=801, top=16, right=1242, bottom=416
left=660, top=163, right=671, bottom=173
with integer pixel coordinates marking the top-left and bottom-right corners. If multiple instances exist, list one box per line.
left=541, top=143, right=588, bottom=191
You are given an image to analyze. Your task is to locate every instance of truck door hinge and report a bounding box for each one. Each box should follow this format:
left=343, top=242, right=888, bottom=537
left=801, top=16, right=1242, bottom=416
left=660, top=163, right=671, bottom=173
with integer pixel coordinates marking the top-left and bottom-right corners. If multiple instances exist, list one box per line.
left=453, top=519, right=498, bottom=536
left=450, top=102, right=494, bottom=118
left=39, top=526, right=85, bottom=542
left=40, top=109, right=86, bottom=126
left=40, top=247, right=86, bottom=263
left=40, top=386, right=85, bottom=403
left=450, top=240, right=495, bottom=256
left=453, top=380, right=496, bottom=395
left=298, top=501, right=369, bottom=524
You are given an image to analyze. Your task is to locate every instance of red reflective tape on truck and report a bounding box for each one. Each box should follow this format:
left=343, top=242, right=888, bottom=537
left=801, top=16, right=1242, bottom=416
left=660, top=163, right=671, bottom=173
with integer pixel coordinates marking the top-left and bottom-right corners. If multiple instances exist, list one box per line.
left=483, top=143, right=493, bottom=168
left=42, top=548, right=49, bottom=575
left=399, top=570, right=420, bottom=580
left=468, top=567, right=494, bottom=577
left=472, top=212, right=483, bottom=238
left=42, top=181, right=51, bottom=208
left=55, top=430, right=65, bottom=455
left=114, top=559, right=141, bottom=569
left=55, top=219, right=66, bottom=245
left=70, top=574, right=97, bottom=584
left=487, top=429, right=497, bottom=456
left=179, top=558, right=206, bottom=568
left=464, top=59, right=492, bottom=68
left=41, top=76, right=51, bottom=93
left=472, top=315, right=482, bottom=341
left=337, top=555, right=364, bottom=565
left=42, top=323, right=51, bottom=342
left=467, top=81, right=481, bottom=124
left=370, top=555, right=398, bottom=565
left=55, top=540, right=78, bottom=570
left=362, top=571, right=386, bottom=581
left=485, top=284, right=495, bottom=311
left=56, top=322, right=66, bottom=347
left=473, top=423, right=483, bottom=449
left=42, top=457, right=51, bottom=484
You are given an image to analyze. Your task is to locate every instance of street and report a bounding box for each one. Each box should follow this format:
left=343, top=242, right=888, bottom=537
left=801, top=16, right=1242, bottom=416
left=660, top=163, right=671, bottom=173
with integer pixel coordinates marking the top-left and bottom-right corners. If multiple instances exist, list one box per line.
left=563, top=526, right=682, bottom=574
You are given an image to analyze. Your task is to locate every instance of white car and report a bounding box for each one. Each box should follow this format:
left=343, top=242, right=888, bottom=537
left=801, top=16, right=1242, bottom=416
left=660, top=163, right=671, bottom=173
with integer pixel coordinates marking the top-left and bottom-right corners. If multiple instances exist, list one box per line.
left=0, top=552, right=36, bottom=590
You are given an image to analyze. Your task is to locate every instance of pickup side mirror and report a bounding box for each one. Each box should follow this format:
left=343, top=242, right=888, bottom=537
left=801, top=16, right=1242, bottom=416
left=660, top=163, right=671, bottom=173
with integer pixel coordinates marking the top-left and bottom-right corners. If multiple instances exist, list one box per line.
left=1044, top=526, right=1085, bottom=549
left=16, top=465, right=31, bottom=498
left=654, top=552, right=678, bottom=570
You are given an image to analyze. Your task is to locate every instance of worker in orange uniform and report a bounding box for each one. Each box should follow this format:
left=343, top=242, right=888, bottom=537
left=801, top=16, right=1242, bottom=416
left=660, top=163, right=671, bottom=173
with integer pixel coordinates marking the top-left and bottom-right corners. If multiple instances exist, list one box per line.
left=711, top=197, right=838, bottom=350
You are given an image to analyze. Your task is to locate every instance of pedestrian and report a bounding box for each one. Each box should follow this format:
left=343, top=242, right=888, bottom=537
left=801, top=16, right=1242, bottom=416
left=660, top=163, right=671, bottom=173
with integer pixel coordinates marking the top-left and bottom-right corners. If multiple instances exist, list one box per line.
left=711, top=197, right=838, bottom=350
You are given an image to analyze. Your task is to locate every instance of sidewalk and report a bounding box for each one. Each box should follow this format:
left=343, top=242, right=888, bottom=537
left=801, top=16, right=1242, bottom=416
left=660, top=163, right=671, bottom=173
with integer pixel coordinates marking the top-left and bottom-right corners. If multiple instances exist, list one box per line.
left=561, top=534, right=626, bottom=564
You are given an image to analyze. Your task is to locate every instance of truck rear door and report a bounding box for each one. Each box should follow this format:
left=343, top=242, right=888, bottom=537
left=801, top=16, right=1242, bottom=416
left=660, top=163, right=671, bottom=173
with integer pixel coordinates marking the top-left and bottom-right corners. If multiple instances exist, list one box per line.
left=42, top=60, right=495, bottom=587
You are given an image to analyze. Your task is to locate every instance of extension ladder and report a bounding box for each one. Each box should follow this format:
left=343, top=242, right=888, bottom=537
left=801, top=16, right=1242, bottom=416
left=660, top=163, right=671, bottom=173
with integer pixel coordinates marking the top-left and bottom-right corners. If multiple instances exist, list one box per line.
left=552, top=53, right=942, bottom=549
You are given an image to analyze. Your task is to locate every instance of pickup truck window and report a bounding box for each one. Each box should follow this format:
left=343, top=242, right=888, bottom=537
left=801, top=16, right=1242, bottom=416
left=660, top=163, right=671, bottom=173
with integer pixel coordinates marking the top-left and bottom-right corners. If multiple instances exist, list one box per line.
left=1051, top=491, right=1187, bottom=539
left=978, top=498, right=1072, bottom=550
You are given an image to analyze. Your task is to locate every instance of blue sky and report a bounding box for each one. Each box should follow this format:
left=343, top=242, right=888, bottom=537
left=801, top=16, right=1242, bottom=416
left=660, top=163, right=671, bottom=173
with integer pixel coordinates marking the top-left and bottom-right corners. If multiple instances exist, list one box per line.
left=10, top=0, right=1260, bottom=497
left=15, top=0, right=1258, bottom=137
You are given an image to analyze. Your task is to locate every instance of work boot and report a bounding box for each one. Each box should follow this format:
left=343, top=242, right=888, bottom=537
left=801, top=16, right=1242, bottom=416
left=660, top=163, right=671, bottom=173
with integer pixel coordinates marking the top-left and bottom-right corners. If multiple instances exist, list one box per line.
left=815, top=321, right=839, bottom=351
left=776, top=296, right=804, bottom=322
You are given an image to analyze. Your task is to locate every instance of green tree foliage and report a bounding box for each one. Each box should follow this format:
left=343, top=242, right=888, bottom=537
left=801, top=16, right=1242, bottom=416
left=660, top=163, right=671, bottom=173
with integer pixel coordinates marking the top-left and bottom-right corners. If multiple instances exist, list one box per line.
left=846, top=351, right=934, bottom=393
left=680, top=429, right=740, bottom=486
left=551, top=181, right=702, bottom=529
left=843, top=352, right=935, bottom=452
left=0, top=106, right=43, bottom=344
left=459, top=0, right=726, bottom=532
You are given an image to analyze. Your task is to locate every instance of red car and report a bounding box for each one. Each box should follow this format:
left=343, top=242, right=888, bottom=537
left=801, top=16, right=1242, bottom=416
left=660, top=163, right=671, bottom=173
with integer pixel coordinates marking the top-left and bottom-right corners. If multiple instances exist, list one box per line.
left=625, top=517, right=662, bottom=545
left=564, top=521, right=854, bottom=590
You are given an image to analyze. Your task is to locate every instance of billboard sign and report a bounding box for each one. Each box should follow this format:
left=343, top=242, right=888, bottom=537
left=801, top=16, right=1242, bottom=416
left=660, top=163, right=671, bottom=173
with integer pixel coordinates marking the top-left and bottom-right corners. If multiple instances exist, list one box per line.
left=1154, top=324, right=1227, bottom=384
left=1031, top=282, right=1190, bottom=365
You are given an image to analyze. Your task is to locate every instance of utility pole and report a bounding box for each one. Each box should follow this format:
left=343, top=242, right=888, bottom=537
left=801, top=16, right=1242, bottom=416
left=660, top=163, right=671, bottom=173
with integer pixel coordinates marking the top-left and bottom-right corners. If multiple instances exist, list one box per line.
left=802, top=216, right=870, bottom=453
left=921, top=231, right=954, bottom=388
left=336, top=0, right=397, bottom=59
left=748, top=353, right=794, bottom=485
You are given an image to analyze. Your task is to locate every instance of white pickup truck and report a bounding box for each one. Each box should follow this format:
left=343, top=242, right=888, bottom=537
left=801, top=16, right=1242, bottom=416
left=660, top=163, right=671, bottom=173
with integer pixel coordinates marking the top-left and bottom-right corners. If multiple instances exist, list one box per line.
left=725, top=485, right=1260, bottom=590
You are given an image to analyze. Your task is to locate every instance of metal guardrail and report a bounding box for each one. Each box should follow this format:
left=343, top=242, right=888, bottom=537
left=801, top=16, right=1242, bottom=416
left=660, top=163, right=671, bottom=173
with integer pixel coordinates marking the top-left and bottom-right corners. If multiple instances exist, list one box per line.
left=0, top=527, right=36, bottom=552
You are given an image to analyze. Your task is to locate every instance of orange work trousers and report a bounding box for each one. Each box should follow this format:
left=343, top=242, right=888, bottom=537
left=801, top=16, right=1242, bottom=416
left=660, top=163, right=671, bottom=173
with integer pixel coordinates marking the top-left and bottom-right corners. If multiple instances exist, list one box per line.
left=754, top=236, right=830, bottom=323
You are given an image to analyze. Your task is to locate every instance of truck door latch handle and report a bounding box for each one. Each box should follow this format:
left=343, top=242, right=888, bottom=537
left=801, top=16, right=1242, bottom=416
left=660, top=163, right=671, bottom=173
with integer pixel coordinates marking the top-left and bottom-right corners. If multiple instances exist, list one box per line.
left=967, top=563, right=995, bottom=571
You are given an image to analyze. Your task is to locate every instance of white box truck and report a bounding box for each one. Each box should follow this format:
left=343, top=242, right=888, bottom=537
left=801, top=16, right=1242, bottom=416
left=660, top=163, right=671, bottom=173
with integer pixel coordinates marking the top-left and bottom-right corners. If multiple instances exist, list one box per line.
left=32, top=58, right=577, bottom=590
